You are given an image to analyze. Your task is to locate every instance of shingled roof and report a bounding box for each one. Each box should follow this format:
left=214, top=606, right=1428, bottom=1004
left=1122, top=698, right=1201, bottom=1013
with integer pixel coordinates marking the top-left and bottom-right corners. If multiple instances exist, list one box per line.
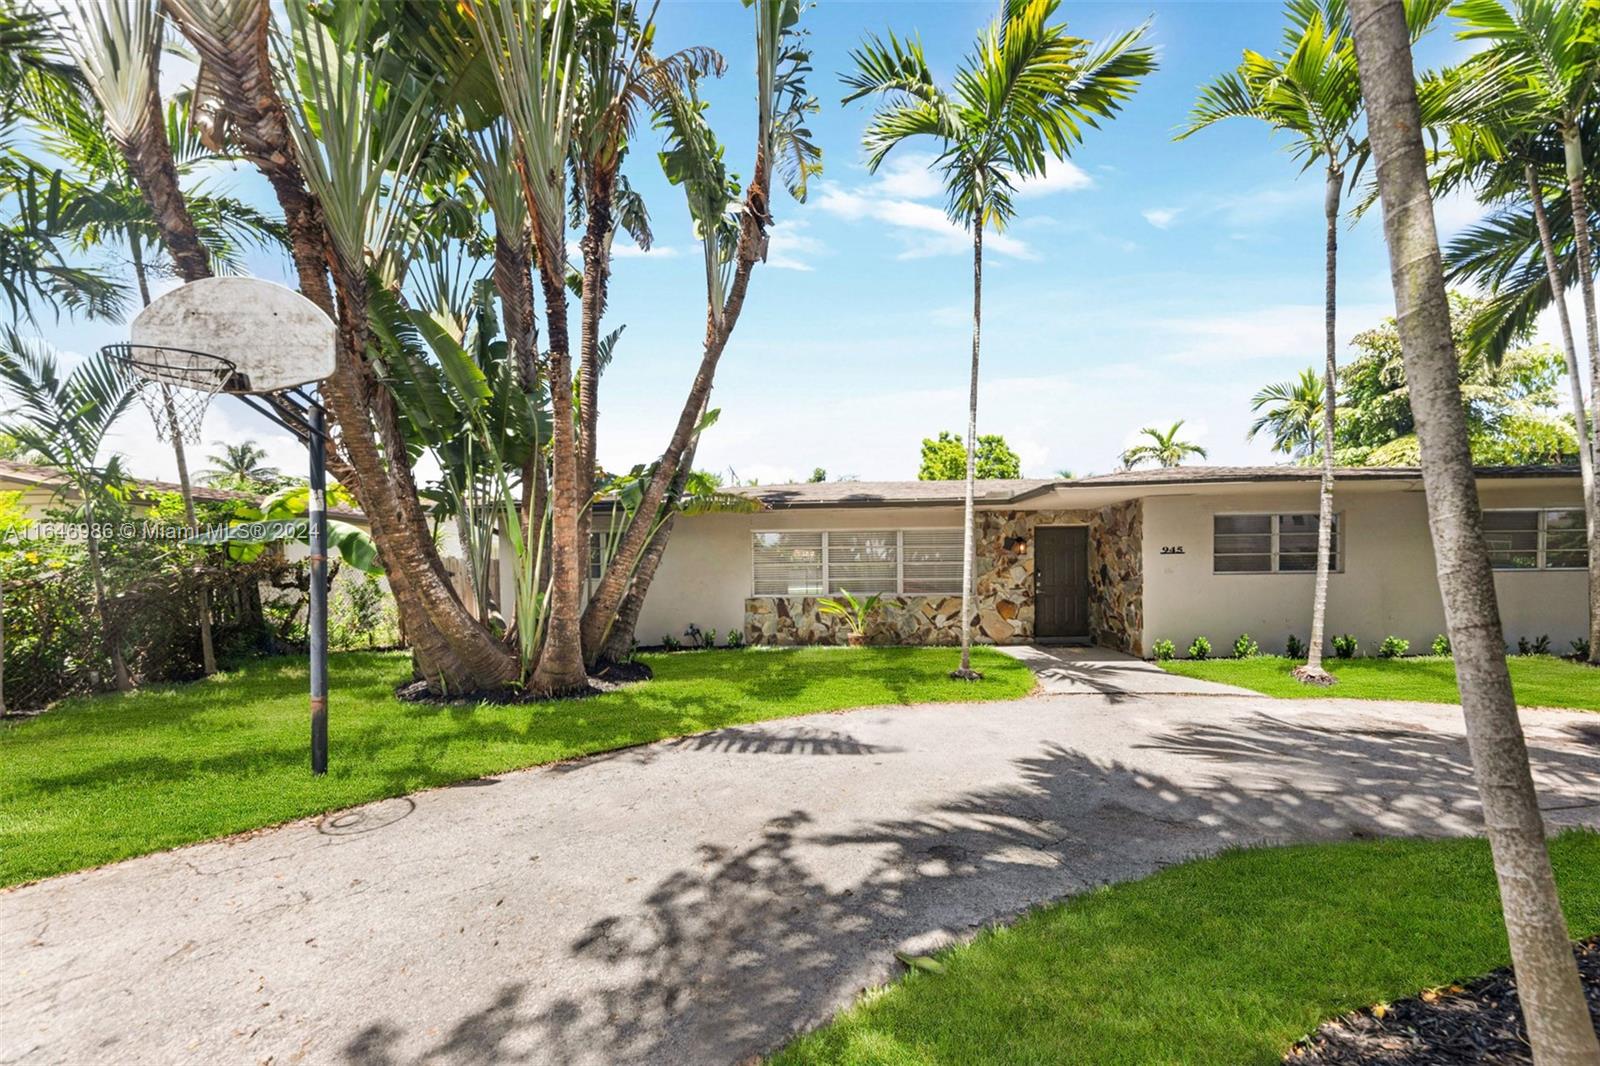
left=736, top=465, right=1580, bottom=509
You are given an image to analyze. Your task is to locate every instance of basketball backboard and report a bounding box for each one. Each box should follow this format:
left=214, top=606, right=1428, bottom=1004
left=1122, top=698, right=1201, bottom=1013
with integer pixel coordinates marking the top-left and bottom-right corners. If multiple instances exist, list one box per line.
left=129, top=277, right=336, bottom=394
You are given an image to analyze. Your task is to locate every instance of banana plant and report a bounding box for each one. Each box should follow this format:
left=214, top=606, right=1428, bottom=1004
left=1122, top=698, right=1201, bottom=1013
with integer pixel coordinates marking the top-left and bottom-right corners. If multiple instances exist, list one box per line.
left=190, top=484, right=382, bottom=575
left=369, top=276, right=552, bottom=672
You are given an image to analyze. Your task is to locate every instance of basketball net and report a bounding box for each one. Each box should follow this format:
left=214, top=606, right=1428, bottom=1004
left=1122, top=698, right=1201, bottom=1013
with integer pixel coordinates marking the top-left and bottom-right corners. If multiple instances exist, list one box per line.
left=109, top=345, right=235, bottom=444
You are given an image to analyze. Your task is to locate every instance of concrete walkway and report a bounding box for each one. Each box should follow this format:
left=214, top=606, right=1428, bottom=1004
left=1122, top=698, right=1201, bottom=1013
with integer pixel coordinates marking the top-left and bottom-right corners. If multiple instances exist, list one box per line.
left=998, top=644, right=1260, bottom=696
left=6, top=689, right=1600, bottom=1065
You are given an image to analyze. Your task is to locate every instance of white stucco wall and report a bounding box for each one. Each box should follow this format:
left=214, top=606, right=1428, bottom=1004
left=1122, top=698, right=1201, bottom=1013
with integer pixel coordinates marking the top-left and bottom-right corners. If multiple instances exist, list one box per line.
left=633, top=505, right=966, bottom=646
left=1141, top=479, right=1588, bottom=656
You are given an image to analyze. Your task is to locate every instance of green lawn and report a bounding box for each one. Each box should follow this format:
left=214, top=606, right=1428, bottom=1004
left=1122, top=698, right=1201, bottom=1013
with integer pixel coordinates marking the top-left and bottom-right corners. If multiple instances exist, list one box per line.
left=775, top=832, right=1600, bottom=1065
left=0, top=646, right=1033, bottom=888
left=1157, top=654, right=1599, bottom=710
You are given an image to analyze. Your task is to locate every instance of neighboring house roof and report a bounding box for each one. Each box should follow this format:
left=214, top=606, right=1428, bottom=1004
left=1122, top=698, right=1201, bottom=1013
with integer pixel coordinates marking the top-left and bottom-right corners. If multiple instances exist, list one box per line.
left=0, top=458, right=255, bottom=504
left=0, top=458, right=368, bottom=522
left=740, top=465, right=1581, bottom=509
left=742, top=479, right=1058, bottom=509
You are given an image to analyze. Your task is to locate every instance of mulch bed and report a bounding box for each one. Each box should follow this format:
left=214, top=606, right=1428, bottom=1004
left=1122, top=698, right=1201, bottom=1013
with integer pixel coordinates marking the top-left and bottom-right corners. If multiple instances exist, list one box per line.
left=393, top=659, right=653, bottom=705
left=1287, top=937, right=1600, bottom=1064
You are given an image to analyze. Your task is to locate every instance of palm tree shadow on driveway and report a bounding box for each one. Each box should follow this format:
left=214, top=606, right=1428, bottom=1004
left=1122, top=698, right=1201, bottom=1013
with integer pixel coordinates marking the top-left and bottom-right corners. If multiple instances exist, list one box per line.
left=339, top=710, right=1600, bottom=1066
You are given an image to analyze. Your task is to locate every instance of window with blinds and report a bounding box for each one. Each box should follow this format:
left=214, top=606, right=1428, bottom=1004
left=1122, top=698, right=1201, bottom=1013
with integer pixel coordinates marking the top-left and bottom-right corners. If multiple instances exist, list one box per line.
left=1484, top=509, right=1587, bottom=570
left=752, top=531, right=824, bottom=595
left=902, top=528, right=965, bottom=594
left=1214, top=513, right=1340, bottom=573
left=751, top=529, right=963, bottom=596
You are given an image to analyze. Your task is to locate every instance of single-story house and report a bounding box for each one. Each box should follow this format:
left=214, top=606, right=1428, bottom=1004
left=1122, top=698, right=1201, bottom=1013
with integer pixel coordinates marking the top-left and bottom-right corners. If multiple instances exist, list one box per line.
left=627, top=465, right=1590, bottom=657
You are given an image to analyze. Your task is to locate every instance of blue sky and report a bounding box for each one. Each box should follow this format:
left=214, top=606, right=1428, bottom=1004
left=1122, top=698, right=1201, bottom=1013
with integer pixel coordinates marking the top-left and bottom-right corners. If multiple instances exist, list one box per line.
left=53, top=1, right=1506, bottom=486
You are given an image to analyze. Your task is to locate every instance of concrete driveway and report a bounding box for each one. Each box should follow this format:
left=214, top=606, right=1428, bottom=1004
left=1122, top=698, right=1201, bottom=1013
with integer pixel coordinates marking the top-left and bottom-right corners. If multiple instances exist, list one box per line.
left=6, top=686, right=1600, bottom=1065
left=997, top=644, right=1261, bottom=696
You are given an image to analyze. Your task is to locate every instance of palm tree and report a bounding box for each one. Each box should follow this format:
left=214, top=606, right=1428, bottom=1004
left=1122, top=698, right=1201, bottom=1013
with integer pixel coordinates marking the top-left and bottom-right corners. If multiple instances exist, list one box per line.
left=843, top=0, right=1156, bottom=679
left=0, top=334, right=133, bottom=690
left=204, top=441, right=282, bottom=492
left=1120, top=421, right=1209, bottom=469
left=1248, top=368, right=1326, bottom=460
left=1350, top=2, right=1600, bottom=1058
left=1181, top=0, right=1442, bottom=682
left=1434, top=3, right=1600, bottom=662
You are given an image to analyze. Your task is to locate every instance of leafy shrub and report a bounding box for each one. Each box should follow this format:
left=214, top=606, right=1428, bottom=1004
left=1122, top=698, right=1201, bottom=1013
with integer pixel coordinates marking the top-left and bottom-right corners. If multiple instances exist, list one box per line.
left=725, top=628, right=745, bottom=650
left=1431, top=633, right=1451, bottom=656
left=1152, top=638, right=1176, bottom=662
left=1284, top=634, right=1306, bottom=660
left=817, top=588, right=884, bottom=639
left=329, top=573, right=399, bottom=650
left=1378, top=635, right=1409, bottom=659
left=1233, top=633, right=1260, bottom=659
left=1516, top=635, right=1551, bottom=656
left=1187, top=636, right=1211, bottom=660
left=705, top=627, right=719, bottom=648
left=660, top=634, right=681, bottom=651
left=1332, top=634, right=1358, bottom=659
left=1574, top=638, right=1592, bottom=660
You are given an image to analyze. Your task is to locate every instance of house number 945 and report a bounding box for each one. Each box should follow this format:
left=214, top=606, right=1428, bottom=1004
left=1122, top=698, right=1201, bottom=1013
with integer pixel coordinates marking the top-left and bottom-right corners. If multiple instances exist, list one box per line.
left=1160, top=545, right=1185, bottom=555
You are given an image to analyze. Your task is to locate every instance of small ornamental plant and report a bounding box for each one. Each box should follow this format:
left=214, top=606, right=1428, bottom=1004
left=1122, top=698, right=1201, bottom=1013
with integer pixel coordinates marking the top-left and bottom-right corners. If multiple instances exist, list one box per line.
left=1331, top=634, right=1358, bottom=659
left=1431, top=633, right=1451, bottom=656
left=1233, top=633, right=1260, bottom=659
left=661, top=634, right=682, bottom=651
left=1284, top=634, right=1306, bottom=659
left=1187, top=636, right=1211, bottom=660
left=817, top=589, right=883, bottom=646
left=725, top=628, right=745, bottom=649
left=1516, top=634, right=1551, bottom=656
left=1152, top=638, right=1176, bottom=661
left=1378, top=635, right=1409, bottom=659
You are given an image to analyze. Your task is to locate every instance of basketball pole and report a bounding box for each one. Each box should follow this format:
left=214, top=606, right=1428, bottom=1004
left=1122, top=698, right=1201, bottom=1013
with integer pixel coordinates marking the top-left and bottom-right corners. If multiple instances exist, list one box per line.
left=308, top=400, right=329, bottom=776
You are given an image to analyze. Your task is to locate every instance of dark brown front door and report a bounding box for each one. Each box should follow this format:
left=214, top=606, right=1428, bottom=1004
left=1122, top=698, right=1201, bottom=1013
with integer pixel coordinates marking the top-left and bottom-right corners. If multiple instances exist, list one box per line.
left=1035, top=526, right=1090, bottom=641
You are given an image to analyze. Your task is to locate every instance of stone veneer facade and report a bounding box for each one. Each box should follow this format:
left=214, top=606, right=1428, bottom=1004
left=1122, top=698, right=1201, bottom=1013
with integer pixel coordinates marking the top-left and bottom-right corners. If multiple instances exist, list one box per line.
left=745, top=499, right=1143, bottom=654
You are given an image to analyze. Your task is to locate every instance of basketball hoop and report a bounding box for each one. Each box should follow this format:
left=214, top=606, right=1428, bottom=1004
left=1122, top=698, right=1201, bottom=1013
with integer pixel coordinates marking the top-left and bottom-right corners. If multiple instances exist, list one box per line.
left=102, top=342, right=241, bottom=444
left=100, top=276, right=340, bottom=776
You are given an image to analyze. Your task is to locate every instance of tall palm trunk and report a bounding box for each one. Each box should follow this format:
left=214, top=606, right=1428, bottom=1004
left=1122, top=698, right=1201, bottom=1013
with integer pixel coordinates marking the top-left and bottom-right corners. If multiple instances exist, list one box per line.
left=575, top=174, right=615, bottom=592
left=164, top=0, right=525, bottom=693
left=82, top=495, right=131, bottom=691
left=529, top=252, right=590, bottom=695
left=120, top=89, right=210, bottom=282
left=1560, top=124, right=1600, bottom=664
left=130, top=235, right=217, bottom=676
left=1300, top=165, right=1341, bottom=681
left=1350, top=3, right=1600, bottom=1060
left=1526, top=164, right=1600, bottom=665
left=597, top=438, right=702, bottom=663
left=577, top=153, right=772, bottom=663
left=955, top=218, right=983, bottom=679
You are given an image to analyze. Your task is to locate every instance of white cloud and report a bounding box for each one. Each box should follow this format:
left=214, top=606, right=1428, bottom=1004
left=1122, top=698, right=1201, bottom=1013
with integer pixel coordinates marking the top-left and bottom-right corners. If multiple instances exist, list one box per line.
left=1154, top=301, right=1394, bottom=366
left=814, top=182, right=1036, bottom=261
left=874, top=151, right=946, bottom=200
left=1142, top=207, right=1181, bottom=229
left=765, top=219, right=824, bottom=271
left=612, top=240, right=679, bottom=259
left=1013, top=157, right=1093, bottom=198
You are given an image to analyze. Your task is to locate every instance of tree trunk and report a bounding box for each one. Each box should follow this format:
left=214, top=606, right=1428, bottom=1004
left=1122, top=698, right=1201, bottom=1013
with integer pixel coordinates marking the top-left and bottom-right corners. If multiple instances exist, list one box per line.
left=130, top=235, right=217, bottom=676
left=955, top=218, right=983, bottom=679
left=1526, top=164, right=1600, bottom=666
left=1560, top=124, right=1600, bottom=665
left=577, top=151, right=773, bottom=664
left=575, top=172, right=615, bottom=592
left=120, top=88, right=210, bottom=283
left=161, top=0, right=525, bottom=691
left=1299, top=166, right=1341, bottom=682
left=1351, top=4, right=1600, bottom=1060
left=83, top=496, right=131, bottom=692
left=323, top=266, right=519, bottom=693
left=597, top=439, right=702, bottom=663
left=528, top=249, right=590, bottom=695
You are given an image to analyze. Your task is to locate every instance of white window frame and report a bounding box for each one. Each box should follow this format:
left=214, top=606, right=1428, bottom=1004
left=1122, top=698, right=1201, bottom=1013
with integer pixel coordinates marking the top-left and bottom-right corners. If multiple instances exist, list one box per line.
left=1213, top=511, right=1344, bottom=575
left=751, top=528, right=964, bottom=596
left=1484, top=508, right=1587, bottom=571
